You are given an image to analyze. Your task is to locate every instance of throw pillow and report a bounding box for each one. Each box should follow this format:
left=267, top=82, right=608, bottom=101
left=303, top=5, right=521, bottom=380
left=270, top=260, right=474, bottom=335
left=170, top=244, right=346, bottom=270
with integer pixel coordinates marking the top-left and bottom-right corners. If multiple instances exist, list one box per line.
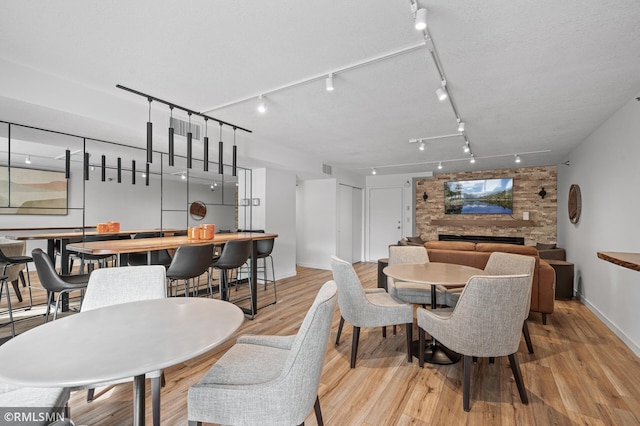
left=407, top=236, right=425, bottom=245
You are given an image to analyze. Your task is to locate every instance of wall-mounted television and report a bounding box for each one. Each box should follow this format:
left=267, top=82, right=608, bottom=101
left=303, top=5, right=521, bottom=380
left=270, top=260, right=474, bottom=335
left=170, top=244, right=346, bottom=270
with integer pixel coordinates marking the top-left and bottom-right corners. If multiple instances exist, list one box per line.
left=444, top=178, right=513, bottom=215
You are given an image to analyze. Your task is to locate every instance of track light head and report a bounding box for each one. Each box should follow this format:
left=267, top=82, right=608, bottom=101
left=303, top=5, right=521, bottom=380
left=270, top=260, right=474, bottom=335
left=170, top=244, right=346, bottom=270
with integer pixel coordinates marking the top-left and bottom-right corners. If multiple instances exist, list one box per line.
left=415, top=8, right=427, bottom=30
left=325, top=74, right=334, bottom=91
left=371, top=168, right=377, bottom=175
left=470, top=155, right=476, bottom=164
left=437, top=161, right=443, bottom=170
left=257, top=95, right=266, bottom=114
left=515, top=154, right=521, bottom=163
left=436, top=86, right=447, bottom=101
left=458, top=121, right=465, bottom=132
left=419, top=141, right=425, bottom=151
left=463, top=141, right=470, bottom=153
left=24, top=155, right=31, bottom=164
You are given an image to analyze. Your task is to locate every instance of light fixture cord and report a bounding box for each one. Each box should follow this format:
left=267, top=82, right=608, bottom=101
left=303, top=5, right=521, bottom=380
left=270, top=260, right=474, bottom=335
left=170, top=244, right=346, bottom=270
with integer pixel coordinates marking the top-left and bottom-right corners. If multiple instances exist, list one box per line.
left=219, top=123, right=223, bottom=141
left=148, top=97, right=152, bottom=121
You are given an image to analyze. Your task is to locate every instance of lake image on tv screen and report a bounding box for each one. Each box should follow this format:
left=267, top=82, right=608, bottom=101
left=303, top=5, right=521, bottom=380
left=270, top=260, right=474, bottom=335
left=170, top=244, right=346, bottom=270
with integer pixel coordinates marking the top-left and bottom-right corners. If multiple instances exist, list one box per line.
left=444, top=178, right=513, bottom=215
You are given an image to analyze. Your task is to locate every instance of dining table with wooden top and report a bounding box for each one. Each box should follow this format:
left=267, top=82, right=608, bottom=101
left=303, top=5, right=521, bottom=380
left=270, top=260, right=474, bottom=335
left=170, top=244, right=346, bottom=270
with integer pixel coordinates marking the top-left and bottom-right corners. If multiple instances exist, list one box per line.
left=383, top=262, right=484, bottom=365
left=66, top=232, right=278, bottom=315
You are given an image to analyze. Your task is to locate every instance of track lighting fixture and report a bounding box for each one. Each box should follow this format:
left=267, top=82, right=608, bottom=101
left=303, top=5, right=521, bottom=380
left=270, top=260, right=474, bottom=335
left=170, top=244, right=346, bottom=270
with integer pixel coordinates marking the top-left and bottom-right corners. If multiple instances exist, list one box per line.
left=457, top=121, right=465, bottom=132
left=203, top=118, right=209, bottom=172
left=415, top=8, right=427, bottom=30
left=372, top=168, right=377, bottom=175
left=419, top=141, right=425, bottom=151
left=325, top=74, right=334, bottom=91
left=168, top=106, right=175, bottom=167
left=257, top=95, right=266, bottom=114
left=187, top=113, right=193, bottom=169
left=232, top=127, right=237, bottom=177
left=463, top=141, right=470, bottom=153
left=470, top=155, right=476, bottom=164
left=132, top=160, right=136, bottom=185
left=84, top=152, right=90, bottom=181
left=438, top=161, right=443, bottom=170
left=218, top=124, right=224, bottom=175
left=181, top=172, right=187, bottom=181
left=146, top=98, right=153, bottom=164
left=515, top=154, right=521, bottom=163
left=436, top=81, right=448, bottom=101
left=101, top=155, right=106, bottom=182
left=24, top=155, right=31, bottom=164
left=117, top=157, right=122, bottom=183
left=145, top=163, right=150, bottom=186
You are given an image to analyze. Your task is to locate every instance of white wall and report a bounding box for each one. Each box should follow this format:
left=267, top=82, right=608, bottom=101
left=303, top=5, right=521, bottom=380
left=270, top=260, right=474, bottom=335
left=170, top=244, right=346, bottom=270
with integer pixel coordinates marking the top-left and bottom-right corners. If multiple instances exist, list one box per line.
left=558, top=92, right=640, bottom=356
left=296, top=178, right=337, bottom=270
left=264, top=168, right=297, bottom=279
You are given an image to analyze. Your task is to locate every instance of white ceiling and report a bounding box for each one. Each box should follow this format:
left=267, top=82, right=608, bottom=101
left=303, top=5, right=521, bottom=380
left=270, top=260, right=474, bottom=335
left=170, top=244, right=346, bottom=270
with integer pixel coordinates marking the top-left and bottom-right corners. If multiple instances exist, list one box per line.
left=1, top=0, right=639, bottom=177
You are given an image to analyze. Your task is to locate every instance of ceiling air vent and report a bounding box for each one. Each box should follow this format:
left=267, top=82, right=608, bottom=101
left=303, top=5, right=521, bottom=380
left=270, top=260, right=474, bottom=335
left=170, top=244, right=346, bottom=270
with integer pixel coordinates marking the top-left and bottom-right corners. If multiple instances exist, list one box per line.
left=322, top=163, right=332, bottom=175
left=170, top=117, right=201, bottom=140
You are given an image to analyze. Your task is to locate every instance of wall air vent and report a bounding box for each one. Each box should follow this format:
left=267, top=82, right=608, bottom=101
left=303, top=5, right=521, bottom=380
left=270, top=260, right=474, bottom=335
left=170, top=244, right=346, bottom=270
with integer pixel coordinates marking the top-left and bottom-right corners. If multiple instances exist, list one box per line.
left=322, top=163, right=332, bottom=175
left=170, top=117, right=201, bottom=140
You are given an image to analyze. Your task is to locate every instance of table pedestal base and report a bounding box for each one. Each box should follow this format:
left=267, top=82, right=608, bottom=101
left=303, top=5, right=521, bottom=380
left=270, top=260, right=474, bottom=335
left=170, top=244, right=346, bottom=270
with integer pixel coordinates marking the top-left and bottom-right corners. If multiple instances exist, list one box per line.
left=411, top=340, right=461, bottom=365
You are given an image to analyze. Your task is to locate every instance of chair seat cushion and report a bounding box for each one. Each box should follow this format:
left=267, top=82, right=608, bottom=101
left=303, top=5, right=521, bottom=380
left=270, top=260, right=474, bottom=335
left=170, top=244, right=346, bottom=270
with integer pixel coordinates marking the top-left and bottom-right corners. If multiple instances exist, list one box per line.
left=196, top=343, right=288, bottom=386
left=3, top=255, right=33, bottom=264
left=0, top=383, right=69, bottom=409
left=394, top=281, right=445, bottom=305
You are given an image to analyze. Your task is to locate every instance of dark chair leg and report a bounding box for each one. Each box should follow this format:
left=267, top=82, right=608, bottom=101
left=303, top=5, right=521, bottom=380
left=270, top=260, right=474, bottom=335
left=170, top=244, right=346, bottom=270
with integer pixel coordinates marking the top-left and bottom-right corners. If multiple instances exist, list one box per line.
left=489, top=357, right=495, bottom=364
left=405, top=323, right=413, bottom=363
left=160, top=371, right=166, bottom=387
left=350, top=326, right=360, bottom=368
left=472, top=356, right=478, bottom=364
left=188, top=422, right=202, bottom=426
left=335, top=316, right=344, bottom=346
left=382, top=326, right=386, bottom=338
left=463, top=355, right=472, bottom=412
left=152, top=376, right=161, bottom=426
left=418, top=328, right=425, bottom=368
left=542, top=313, right=547, bottom=325
left=10, top=280, right=23, bottom=303
left=508, top=353, right=528, bottom=404
left=522, top=321, right=534, bottom=354
left=86, top=389, right=94, bottom=402
left=314, top=395, right=324, bottom=426
left=393, top=325, right=397, bottom=335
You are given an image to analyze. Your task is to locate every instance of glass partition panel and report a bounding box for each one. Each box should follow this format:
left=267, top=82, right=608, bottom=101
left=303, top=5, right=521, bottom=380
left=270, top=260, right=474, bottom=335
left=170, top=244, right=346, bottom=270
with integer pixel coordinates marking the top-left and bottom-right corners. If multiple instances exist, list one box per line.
left=0, top=123, right=8, bottom=208
left=161, top=152, right=189, bottom=229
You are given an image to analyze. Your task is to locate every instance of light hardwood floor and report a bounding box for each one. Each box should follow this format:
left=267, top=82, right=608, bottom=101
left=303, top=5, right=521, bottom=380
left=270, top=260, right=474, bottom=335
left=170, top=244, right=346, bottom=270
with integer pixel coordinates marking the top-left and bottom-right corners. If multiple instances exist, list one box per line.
left=2, top=263, right=640, bottom=425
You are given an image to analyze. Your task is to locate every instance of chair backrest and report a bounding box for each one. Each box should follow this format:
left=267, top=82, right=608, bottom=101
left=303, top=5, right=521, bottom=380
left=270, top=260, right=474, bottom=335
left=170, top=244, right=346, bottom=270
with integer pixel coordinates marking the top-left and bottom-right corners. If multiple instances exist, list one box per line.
left=330, top=256, right=374, bottom=325
left=81, top=265, right=166, bottom=312
left=256, top=238, right=274, bottom=258
left=166, top=244, right=214, bottom=280
left=484, top=252, right=535, bottom=277
left=388, top=245, right=429, bottom=265
left=32, top=248, right=79, bottom=292
left=444, top=274, right=533, bottom=357
left=128, top=232, right=172, bottom=266
left=0, top=239, right=26, bottom=282
left=276, top=280, right=337, bottom=424
left=212, top=239, right=252, bottom=270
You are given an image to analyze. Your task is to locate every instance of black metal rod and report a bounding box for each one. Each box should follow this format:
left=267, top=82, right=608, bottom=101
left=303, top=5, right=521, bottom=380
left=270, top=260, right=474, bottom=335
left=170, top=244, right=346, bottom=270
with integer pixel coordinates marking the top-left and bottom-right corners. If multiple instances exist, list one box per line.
left=117, top=157, right=122, bottom=183
left=233, top=144, right=237, bottom=177
left=132, top=160, right=136, bottom=185
left=168, top=126, right=175, bottom=167
left=203, top=136, right=209, bottom=172
left=101, top=155, right=106, bottom=181
left=187, top=132, right=193, bottom=169
left=145, top=163, right=150, bottom=186
left=218, top=141, right=224, bottom=175
left=116, top=84, right=252, bottom=133
left=84, top=152, right=90, bottom=181
left=65, top=149, right=71, bottom=179
left=146, top=121, right=153, bottom=163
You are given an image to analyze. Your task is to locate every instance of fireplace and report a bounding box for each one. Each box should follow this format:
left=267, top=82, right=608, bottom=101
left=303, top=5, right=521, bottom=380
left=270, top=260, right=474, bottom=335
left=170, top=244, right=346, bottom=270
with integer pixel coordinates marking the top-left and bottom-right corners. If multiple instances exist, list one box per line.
left=439, top=234, right=524, bottom=245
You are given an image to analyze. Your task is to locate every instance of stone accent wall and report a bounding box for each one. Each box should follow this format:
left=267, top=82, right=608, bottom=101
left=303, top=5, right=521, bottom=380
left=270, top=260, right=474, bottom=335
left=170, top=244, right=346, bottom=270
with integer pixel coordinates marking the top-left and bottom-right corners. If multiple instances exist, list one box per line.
left=415, top=166, right=557, bottom=246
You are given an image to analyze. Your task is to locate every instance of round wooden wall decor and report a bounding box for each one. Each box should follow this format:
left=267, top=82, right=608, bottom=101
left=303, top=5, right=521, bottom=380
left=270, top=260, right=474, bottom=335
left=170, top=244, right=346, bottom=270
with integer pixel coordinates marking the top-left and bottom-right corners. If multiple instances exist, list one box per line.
left=189, top=201, right=207, bottom=221
left=568, top=184, right=581, bottom=224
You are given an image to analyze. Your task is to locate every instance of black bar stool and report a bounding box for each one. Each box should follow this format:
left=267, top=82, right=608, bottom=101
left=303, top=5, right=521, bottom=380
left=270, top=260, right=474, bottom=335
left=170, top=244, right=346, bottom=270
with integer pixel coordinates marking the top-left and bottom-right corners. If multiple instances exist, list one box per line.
left=0, top=248, right=33, bottom=310
left=210, top=239, right=254, bottom=318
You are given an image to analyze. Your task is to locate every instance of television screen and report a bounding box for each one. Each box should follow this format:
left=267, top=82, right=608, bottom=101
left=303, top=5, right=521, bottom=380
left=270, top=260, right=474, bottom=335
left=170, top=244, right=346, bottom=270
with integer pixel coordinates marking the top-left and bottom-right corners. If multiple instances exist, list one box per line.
left=444, top=178, right=513, bottom=215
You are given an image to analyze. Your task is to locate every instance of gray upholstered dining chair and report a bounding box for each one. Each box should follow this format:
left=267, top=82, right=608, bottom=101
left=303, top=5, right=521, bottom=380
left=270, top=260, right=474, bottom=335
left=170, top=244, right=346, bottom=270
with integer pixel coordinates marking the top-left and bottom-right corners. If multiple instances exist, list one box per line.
left=388, top=245, right=444, bottom=306
left=330, top=256, right=414, bottom=368
left=0, top=382, right=70, bottom=426
left=71, top=265, right=166, bottom=426
left=187, top=280, right=337, bottom=426
left=417, top=273, right=533, bottom=411
left=439, top=252, right=536, bottom=354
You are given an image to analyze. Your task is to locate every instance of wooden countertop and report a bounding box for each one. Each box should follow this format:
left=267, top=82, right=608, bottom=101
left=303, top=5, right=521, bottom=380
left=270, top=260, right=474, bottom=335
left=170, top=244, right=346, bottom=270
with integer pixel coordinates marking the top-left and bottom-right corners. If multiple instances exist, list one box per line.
left=597, top=251, right=640, bottom=272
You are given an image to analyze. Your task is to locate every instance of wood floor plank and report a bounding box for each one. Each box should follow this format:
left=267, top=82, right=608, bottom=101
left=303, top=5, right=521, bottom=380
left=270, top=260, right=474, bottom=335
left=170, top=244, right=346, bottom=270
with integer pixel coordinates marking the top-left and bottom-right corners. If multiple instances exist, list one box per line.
left=2, top=263, right=640, bottom=425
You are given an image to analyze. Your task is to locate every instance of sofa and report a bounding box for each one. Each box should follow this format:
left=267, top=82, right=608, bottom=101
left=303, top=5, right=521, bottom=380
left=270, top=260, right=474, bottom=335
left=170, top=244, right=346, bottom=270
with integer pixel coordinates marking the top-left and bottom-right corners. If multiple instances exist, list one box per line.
left=424, top=241, right=555, bottom=324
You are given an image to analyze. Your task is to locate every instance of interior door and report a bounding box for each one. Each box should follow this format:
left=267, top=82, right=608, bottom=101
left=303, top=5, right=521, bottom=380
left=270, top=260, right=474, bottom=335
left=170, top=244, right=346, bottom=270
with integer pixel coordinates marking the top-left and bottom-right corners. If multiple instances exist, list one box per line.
left=337, top=185, right=353, bottom=262
left=369, top=187, right=403, bottom=261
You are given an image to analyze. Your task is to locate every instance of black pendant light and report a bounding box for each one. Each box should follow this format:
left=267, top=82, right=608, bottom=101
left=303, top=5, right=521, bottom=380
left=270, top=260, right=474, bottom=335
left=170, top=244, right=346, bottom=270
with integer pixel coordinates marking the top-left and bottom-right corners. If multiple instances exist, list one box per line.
left=218, top=124, right=224, bottom=175
left=65, top=149, right=71, bottom=179
left=101, top=155, right=106, bottom=182
left=168, top=106, right=175, bottom=167
left=146, top=97, right=153, bottom=164
left=187, top=112, right=193, bottom=169
left=203, top=118, right=209, bottom=172
left=232, top=127, right=237, bottom=177
left=145, top=163, right=150, bottom=186
left=132, top=160, right=136, bottom=185
left=117, top=157, right=122, bottom=183
left=83, top=152, right=90, bottom=181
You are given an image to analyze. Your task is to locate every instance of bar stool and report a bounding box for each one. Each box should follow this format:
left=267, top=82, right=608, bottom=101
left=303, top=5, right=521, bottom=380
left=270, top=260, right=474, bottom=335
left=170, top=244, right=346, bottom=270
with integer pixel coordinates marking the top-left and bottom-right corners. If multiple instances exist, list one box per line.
left=166, top=244, right=214, bottom=297
left=210, top=239, right=254, bottom=317
left=0, top=275, right=15, bottom=337
left=0, top=240, right=33, bottom=309
left=255, top=238, right=277, bottom=305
